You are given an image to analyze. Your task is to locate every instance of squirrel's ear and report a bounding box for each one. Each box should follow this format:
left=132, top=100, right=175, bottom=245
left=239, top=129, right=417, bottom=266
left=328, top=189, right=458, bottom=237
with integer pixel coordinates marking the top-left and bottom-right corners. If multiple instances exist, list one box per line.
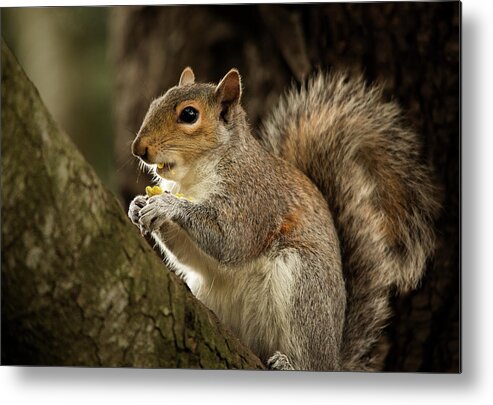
left=215, top=69, right=242, bottom=120
left=179, top=67, right=195, bottom=86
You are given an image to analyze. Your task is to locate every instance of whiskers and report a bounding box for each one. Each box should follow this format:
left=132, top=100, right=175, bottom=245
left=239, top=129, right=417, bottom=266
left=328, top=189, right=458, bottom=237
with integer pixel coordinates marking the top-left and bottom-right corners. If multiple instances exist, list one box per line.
left=136, top=159, right=160, bottom=183
left=125, top=127, right=138, bottom=137
left=165, top=144, right=204, bottom=153
left=116, top=156, right=135, bottom=173
left=115, top=129, right=139, bottom=173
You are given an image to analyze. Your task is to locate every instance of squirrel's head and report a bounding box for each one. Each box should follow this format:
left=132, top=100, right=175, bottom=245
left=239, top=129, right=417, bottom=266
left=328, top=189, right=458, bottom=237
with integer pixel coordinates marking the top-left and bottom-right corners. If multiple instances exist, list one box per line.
left=132, top=67, right=242, bottom=182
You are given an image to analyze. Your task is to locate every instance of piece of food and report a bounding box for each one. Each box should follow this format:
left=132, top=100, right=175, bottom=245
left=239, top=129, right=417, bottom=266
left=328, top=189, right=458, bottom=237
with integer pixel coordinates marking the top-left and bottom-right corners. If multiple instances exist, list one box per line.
left=144, top=185, right=193, bottom=201
left=145, top=185, right=163, bottom=197
left=175, top=193, right=194, bottom=201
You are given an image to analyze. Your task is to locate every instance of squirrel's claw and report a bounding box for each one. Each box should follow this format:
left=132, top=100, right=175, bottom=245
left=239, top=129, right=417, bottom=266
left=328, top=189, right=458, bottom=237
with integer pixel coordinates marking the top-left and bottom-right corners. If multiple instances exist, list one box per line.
left=267, top=351, right=295, bottom=371
left=138, top=195, right=176, bottom=233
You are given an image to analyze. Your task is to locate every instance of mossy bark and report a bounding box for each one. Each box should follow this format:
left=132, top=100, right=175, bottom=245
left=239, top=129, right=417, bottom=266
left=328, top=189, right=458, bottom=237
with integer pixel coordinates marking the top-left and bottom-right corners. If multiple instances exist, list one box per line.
left=0, top=41, right=264, bottom=369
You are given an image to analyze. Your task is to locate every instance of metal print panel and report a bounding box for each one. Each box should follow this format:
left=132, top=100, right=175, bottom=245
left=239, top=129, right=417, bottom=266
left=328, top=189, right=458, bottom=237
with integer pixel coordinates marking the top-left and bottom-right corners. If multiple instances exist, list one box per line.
left=1, top=2, right=460, bottom=372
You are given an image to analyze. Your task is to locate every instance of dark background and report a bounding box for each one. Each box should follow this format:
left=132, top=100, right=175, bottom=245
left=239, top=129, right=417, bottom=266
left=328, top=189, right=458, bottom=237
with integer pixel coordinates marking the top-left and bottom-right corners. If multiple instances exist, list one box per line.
left=2, top=2, right=460, bottom=372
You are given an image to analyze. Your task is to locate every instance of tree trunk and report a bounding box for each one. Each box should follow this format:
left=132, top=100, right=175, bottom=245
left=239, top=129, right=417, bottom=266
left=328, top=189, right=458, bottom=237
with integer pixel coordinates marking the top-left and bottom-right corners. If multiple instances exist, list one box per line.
left=0, top=41, right=264, bottom=369
left=111, top=3, right=460, bottom=372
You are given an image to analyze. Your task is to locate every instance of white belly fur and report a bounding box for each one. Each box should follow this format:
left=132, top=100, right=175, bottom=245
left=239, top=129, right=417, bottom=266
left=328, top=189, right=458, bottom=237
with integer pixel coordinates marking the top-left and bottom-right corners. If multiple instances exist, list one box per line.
left=153, top=227, right=301, bottom=363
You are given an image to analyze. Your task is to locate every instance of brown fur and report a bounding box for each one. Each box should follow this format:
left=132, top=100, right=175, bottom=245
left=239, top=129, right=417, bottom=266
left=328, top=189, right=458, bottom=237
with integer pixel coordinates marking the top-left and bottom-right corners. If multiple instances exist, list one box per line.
left=280, top=210, right=301, bottom=235
left=132, top=84, right=222, bottom=172
left=261, top=70, right=440, bottom=370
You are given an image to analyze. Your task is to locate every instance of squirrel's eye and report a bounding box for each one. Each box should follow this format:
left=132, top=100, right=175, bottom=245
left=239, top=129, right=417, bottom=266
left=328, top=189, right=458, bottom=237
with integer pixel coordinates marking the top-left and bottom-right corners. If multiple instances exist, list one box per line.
left=178, top=106, right=199, bottom=124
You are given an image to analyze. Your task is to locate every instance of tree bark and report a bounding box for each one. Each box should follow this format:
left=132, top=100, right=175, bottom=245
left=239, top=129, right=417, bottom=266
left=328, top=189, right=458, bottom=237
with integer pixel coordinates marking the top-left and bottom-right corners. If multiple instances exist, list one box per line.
left=0, top=41, right=264, bottom=369
left=111, top=3, right=460, bottom=372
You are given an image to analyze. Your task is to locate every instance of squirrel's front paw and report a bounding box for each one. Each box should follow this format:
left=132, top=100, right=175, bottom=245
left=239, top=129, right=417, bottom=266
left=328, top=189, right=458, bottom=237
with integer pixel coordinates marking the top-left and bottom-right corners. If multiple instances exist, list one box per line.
left=139, top=193, right=180, bottom=233
left=128, top=195, right=147, bottom=229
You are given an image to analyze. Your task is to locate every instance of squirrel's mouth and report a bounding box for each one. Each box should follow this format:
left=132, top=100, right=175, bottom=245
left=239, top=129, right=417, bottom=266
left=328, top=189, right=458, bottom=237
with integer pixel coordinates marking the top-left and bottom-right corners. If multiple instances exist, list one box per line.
left=154, top=159, right=180, bottom=180
left=156, top=162, right=176, bottom=172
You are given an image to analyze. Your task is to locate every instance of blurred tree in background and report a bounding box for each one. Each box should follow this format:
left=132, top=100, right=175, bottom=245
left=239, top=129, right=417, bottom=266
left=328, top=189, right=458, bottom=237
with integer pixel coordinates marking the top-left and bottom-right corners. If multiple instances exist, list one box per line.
left=2, top=7, right=116, bottom=190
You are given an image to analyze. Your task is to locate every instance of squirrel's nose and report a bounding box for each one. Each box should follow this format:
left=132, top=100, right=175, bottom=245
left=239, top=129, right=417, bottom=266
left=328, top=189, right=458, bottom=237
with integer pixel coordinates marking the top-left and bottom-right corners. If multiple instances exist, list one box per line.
left=132, top=137, right=149, bottom=162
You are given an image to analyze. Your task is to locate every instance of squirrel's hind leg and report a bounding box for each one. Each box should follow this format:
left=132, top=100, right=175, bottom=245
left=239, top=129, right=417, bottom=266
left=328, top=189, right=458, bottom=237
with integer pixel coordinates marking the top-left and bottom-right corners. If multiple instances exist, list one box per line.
left=267, top=351, right=295, bottom=371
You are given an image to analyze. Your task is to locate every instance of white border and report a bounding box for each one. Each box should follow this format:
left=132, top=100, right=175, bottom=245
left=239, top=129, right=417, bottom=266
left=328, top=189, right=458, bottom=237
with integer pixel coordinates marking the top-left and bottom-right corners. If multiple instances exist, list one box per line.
left=3, top=0, right=493, bottom=404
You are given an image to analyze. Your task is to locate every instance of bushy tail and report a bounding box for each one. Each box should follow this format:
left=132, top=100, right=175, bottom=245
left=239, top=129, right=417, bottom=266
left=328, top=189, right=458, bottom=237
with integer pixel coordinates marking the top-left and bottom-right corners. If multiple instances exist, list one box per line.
left=260, top=71, right=440, bottom=371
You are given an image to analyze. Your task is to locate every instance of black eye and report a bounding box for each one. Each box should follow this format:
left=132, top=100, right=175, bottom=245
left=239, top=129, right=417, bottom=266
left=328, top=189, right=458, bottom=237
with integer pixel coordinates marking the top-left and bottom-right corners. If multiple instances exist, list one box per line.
left=178, top=106, right=199, bottom=124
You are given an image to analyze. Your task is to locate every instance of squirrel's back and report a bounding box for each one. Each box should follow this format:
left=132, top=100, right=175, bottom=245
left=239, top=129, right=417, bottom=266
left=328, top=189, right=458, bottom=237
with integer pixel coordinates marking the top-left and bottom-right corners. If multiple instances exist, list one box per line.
left=260, top=71, right=440, bottom=370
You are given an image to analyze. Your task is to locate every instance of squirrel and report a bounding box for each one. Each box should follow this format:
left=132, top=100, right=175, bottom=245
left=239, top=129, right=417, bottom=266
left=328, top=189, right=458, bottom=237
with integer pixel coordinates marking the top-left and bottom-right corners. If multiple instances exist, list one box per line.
left=127, top=67, right=440, bottom=371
